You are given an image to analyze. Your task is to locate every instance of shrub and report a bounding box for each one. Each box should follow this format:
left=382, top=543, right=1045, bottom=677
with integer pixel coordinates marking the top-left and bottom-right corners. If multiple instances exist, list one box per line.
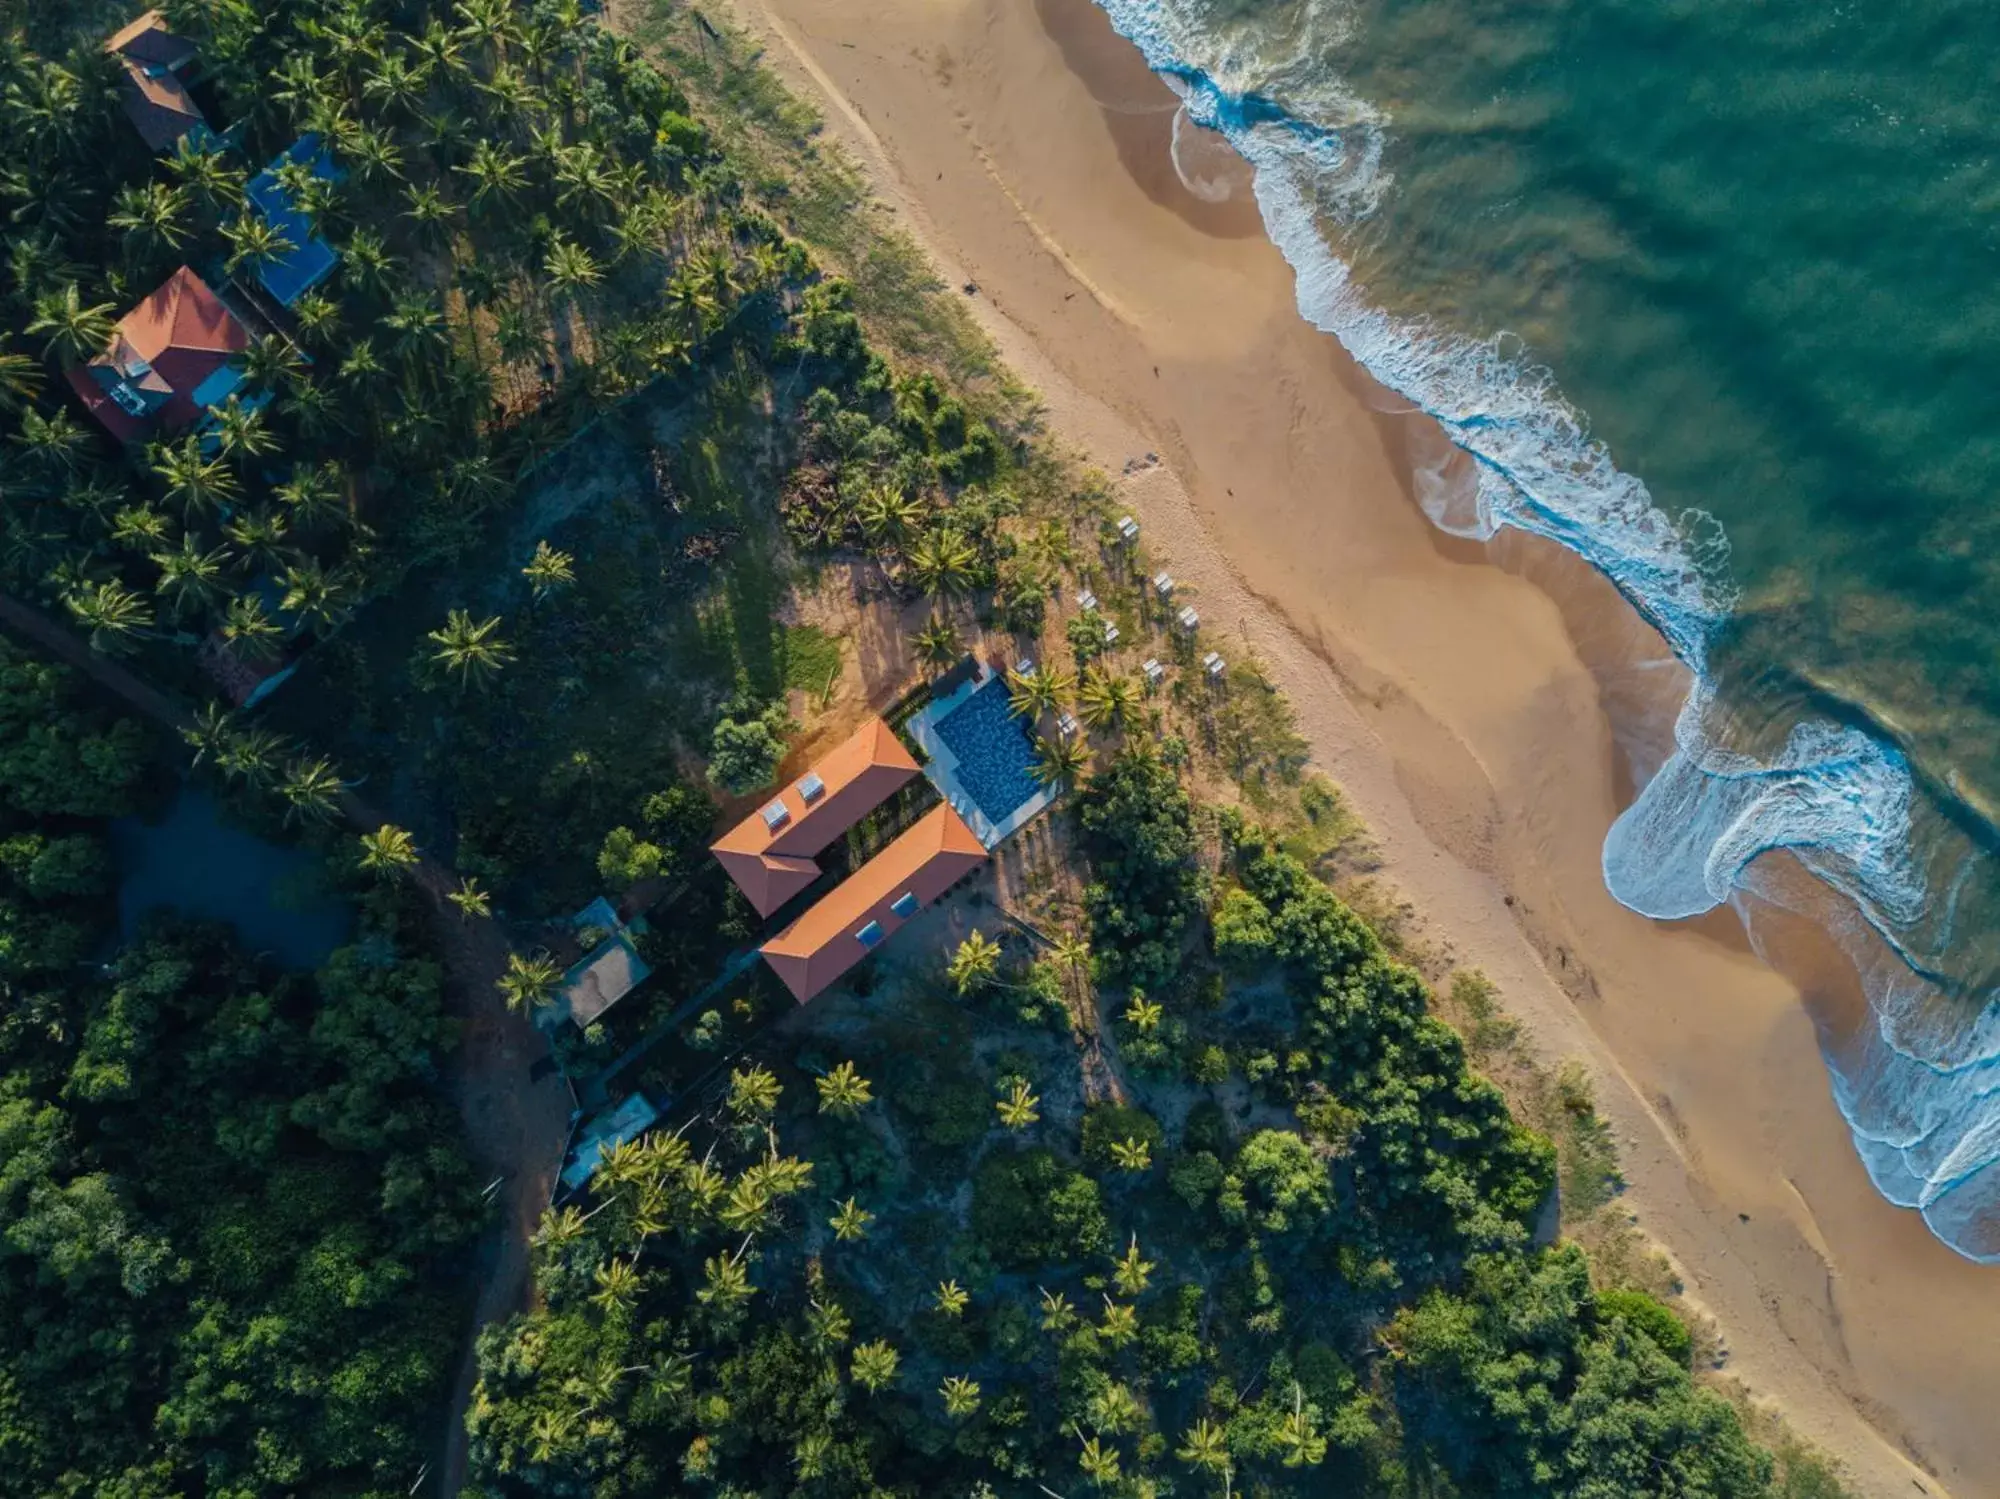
left=971, top=1148, right=1109, bottom=1268
left=706, top=703, right=791, bottom=794
left=1597, top=1287, right=1693, bottom=1367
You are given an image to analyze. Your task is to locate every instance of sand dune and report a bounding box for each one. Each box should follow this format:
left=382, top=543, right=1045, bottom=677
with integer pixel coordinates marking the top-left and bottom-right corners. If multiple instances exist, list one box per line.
left=687, top=0, right=2000, bottom=1489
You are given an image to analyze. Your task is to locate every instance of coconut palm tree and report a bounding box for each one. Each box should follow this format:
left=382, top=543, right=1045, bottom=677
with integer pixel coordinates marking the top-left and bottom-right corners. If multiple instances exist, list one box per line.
left=1108, top=1136, right=1153, bottom=1172
left=940, top=1376, right=981, bottom=1420
left=1032, top=732, right=1088, bottom=789
left=13, top=407, right=87, bottom=473
left=1176, top=1418, right=1232, bottom=1477
left=496, top=951, right=562, bottom=1013
left=223, top=214, right=297, bottom=277
left=933, top=1281, right=969, bottom=1317
left=381, top=294, right=448, bottom=364
left=223, top=509, right=294, bottom=577
left=273, top=461, right=348, bottom=531
left=279, top=756, right=343, bottom=825
left=427, top=608, right=514, bottom=688
left=151, top=536, right=232, bottom=621
left=855, top=485, right=924, bottom=550
left=947, top=929, right=1001, bottom=995
left=910, top=614, right=961, bottom=671
left=448, top=875, right=493, bottom=920
left=829, top=1197, right=873, bottom=1242
left=221, top=595, right=285, bottom=663
left=589, top=1257, right=642, bottom=1314
left=544, top=235, right=602, bottom=307
left=26, top=283, right=115, bottom=364
left=457, top=139, right=528, bottom=211
left=1007, top=665, right=1070, bottom=721
left=107, top=181, right=192, bottom=255
left=236, top=334, right=305, bottom=396
left=210, top=396, right=279, bottom=464
left=292, top=291, right=342, bottom=347
left=63, top=580, right=152, bottom=654
left=151, top=436, right=238, bottom=519
left=0, top=345, right=44, bottom=412
left=358, top=824, right=419, bottom=877
left=278, top=558, right=354, bottom=633
left=166, top=136, right=245, bottom=211
left=664, top=265, right=718, bottom=336
left=849, top=1340, right=900, bottom=1395
left=400, top=182, right=458, bottom=250
left=995, top=1077, right=1040, bottom=1131
left=815, top=1061, right=873, bottom=1117
left=908, top=526, right=978, bottom=601
left=338, top=229, right=402, bottom=300
left=1077, top=665, right=1142, bottom=736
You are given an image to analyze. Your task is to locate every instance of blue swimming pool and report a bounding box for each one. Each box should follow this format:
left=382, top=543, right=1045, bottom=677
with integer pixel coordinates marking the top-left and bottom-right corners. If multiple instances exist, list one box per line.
left=933, top=679, right=1041, bottom=824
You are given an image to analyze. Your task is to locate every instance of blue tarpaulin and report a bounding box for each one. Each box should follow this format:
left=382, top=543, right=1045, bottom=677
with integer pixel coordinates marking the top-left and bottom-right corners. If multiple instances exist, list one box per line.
left=247, top=134, right=340, bottom=306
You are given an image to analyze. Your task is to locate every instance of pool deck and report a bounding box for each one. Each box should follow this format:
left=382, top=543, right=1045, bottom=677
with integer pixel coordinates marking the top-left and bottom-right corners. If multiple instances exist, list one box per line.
left=904, top=663, right=1059, bottom=849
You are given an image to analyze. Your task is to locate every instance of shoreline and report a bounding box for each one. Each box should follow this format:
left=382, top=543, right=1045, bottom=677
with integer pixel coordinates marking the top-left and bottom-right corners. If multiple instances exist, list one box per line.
left=674, top=0, right=2000, bottom=1491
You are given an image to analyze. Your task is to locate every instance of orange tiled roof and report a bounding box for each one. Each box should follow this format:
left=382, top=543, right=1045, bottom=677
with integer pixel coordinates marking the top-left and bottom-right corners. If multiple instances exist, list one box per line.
left=759, top=804, right=987, bottom=1002
left=106, top=12, right=205, bottom=150
left=66, top=268, right=247, bottom=441
left=711, top=717, right=919, bottom=916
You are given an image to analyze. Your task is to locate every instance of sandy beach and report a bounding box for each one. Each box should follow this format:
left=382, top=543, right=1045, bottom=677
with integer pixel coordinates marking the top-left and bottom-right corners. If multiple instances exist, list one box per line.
left=662, top=0, right=2000, bottom=1489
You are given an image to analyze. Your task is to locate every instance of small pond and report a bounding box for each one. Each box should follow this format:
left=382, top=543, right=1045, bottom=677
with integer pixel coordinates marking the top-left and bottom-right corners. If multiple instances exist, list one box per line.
left=112, top=786, right=353, bottom=971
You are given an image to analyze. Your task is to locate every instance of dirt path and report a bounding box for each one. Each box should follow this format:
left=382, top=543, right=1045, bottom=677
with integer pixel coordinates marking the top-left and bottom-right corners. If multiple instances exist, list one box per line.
left=0, top=591, right=570, bottom=1497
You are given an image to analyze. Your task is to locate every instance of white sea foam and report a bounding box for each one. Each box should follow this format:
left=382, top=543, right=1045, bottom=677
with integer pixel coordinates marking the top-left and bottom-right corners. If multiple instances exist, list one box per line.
left=1090, top=0, right=2000, bottom=1258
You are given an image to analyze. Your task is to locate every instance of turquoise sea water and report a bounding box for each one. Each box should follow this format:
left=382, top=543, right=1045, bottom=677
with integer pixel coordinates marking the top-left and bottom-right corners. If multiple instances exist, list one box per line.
left=1090, top=0, right=2000, bottom=1258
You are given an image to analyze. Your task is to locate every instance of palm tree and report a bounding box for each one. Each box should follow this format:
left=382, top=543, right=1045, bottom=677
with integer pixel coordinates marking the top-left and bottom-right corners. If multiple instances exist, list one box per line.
left=727, top=1064, right=782, bottom=1120
left=457, top=139, right=528, bottom=211
left=273, top=462, right=348, bottom=531
left=210, top=396, right=278, bottom=463
left=933, top=1280, right=969, bottom=1317
left=63, top=580, right=152, bottom=654
left=497, top=951, right=562, bottom=1013
left=664, top=266, right=718, bottom=336
left=108, top=181, right=191, bottom=254
left=849, top=1340, right=900, bottom=1395
left=223, top=214, right=297, bottom=277
left=223, top=509, right=294, bottom=577
left=1078, top=1435, right=1123, bottom=1487
left=427, top=609, right=513, bottom=689
left=27, top=283, right=115, bottom=364
left=279, top=559, right=353, bottom=633
left=151, top=437, right=238, bottom=519
left=590, top=1257, right=642, bottom=1315
left=1112, top=1235, right=1155, bottom=1295
left=221, top=596, right=286, bottom=663
left=338, top=229, right=402, bottom=300
left=1032, top=732, right=1088, bottom=789
left=345, top=124, right=404, bottom=185
left=1007, top=665, right=1069, bottom=721
left=1078, top=665, right=1143, bottom=736
left=1122, top=992, right=1163, bottom=1033
left=152, top=536, right=231, bottom=621
left=940, top=1376, right=981, bottom=1420
left=1176, top=1417, right=1232, bottom=1477
left=1039, top=1287, right=1077, bottom=1332
left=400, top=183, right=458, bottom=250
left=908, top=526, right=978, bottom=601
left=279, top=756, right=343, bottom=826
left=236, top=334, right=304, bottom=396
left=947, top=929, right=1001, bottom=995
left=544, top=235, right=602, bottom=306
left=110, top=503, right=173, bottom=554
left=911, top=614, right=961, bottom=671
left=292, top=291, right=342, bottom=346
left=448, top=875, right=493, bottom=920
left=217, top=726, right=285, bottom=790
left=815, top=1061, right=873, bottom=1117
left=995, top=1077, right=1040, bottom=1131
left=358, top=824, right=419, bottom=877
left=855, top=485, right=924, bottom=550
left=0, top=345, right=44, bottom=412
left=338, top=337, right=386, bottom=388
left=1098, top=1298, right=1139, bottom=1348
left=13, top=407, right=87, bottom=473
left=829, top=1197, right=873, bottom=1242
left=165, top=136, right=245, bottom=210
left=381, top=294, right=448, bottom=364
left=522, top=539, right=575, bottom=599
left=696, top=1249, right=755, bottom=1313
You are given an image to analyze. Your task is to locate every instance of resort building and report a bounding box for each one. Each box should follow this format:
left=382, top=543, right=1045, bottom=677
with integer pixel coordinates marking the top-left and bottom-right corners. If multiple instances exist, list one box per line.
left=548, top=897, right=653, bottom=1032
left=105, top=11, right=208, bottom=152
left=759, top=803, right=987, bottom=1003
left=710, top=716, right=919, bottom=918
left=246, top=136, right=342, bottom=307
left=65, top=267, right=249, bottom=443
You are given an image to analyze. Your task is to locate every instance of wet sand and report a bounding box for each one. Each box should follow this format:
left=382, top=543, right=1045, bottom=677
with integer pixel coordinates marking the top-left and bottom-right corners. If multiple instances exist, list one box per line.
left=680, top=0, right=2000, bottom=1489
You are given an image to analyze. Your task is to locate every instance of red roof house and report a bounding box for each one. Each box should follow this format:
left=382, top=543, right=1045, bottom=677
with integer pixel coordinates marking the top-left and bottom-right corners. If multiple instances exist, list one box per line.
left=759, top=804, right=988, bottom=1002
left=710, top=717, right=920, bottom=917
left=66, top=268, right=249, bottom=443
left=105, top=11, right=207, bottom=151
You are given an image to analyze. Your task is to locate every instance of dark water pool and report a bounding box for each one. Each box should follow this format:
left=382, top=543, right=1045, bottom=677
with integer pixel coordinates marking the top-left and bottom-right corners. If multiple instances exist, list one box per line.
left=112, top=787, right=352, bottom=970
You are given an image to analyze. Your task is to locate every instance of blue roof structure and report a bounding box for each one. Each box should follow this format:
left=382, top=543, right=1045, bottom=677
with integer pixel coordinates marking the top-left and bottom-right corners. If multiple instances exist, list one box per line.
left=246, top=134, right=340, bottom=307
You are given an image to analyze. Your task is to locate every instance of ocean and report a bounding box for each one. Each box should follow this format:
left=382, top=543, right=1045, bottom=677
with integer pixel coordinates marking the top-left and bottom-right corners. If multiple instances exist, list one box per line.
left=1089, top=0, right=2000, bottom=1260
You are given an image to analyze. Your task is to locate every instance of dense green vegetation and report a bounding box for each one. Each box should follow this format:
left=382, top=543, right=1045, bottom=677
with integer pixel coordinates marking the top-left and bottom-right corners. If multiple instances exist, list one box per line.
left=0, top=641, right=481, bottom=1497
left=0, top=2, right=1862, bottom=1497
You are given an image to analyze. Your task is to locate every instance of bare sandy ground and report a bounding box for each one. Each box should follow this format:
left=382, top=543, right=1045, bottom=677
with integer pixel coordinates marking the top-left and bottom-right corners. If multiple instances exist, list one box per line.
left=658, top=0, right=2000, bottom=1490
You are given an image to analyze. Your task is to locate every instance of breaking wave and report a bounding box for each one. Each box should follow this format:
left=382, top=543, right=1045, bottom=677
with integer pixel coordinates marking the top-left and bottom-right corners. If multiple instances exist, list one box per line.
left=1090, top=0, right=2000, bottom=1260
